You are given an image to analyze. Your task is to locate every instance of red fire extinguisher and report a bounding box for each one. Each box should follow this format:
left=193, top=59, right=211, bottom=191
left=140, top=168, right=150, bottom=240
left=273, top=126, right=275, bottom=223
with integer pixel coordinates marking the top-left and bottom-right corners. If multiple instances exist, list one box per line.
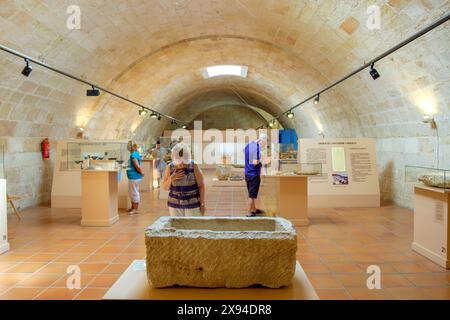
left=41, top=138, right=50, bottom=159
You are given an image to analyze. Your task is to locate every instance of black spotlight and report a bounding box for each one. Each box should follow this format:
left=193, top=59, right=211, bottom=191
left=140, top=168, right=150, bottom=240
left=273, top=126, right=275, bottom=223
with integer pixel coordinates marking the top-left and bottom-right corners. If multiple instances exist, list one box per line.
left=369, top=63, right=380, bottom=80
left=21, top=59, right=33, bottom=77
left=87, top=85, right=100, bottom=96
left=314, top=94, right=320, bottom=105
left=157, top=114, right=162, bottom=121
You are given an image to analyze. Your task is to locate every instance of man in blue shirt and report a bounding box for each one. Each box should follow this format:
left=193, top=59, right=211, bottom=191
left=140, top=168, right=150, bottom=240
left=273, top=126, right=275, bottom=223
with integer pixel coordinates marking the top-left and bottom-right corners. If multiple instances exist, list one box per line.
left=244, top=133, right=267, bottom=217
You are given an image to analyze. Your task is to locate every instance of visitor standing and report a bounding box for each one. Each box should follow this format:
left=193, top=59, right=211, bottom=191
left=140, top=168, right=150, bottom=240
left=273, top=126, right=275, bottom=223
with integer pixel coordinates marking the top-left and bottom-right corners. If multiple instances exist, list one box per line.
left=152, top=141, right=166, bottom=188
left=244, top=133, right=268, bottom=217
left=163, top=143, right=206, bottom=216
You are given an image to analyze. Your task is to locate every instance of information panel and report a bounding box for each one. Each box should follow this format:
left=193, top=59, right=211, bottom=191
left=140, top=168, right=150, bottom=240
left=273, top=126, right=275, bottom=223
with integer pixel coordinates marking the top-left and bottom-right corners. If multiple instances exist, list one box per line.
left=299, top=138, right=380, bottom=208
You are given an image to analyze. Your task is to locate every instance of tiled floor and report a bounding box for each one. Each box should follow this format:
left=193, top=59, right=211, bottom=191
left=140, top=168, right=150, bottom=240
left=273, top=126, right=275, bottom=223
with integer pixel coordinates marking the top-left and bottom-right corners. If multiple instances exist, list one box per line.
left=0, top=186, right=449, bottom=300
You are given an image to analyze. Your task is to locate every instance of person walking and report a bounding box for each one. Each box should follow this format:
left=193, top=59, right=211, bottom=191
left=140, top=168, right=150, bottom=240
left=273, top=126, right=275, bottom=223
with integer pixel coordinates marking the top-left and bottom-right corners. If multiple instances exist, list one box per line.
left=126, top=143, right=144, bottom=215
left=152, top=140, right=166, bottom=188
left=244, top=133, right=268, bottom=217
left=162, top=143, right=205, bottom=216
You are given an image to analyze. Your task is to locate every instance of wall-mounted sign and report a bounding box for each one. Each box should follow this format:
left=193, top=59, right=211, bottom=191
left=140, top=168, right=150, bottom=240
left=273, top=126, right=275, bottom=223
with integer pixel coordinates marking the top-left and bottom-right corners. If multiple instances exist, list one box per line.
left=299, top=138, right=380, bottom=208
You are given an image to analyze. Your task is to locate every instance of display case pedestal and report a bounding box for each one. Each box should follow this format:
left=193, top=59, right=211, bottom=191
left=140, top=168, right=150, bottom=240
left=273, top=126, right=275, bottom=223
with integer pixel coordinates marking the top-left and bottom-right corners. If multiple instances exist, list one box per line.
left=259, top=175, right=309, bottom=226
left=0, top=179, right=9, bottom=254
left=103, top=260, right=318, bottom=300
left=81, top=171, right=119, bottom=227
left=412, top=185, right=450, bottom=269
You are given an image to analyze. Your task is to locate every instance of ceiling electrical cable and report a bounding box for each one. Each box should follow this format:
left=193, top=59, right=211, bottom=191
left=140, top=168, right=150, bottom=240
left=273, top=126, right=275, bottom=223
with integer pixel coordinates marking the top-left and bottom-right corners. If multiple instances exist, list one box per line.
left=0, top=44, right=187, bottom=127
left=267, top=12, right=450, bottom=123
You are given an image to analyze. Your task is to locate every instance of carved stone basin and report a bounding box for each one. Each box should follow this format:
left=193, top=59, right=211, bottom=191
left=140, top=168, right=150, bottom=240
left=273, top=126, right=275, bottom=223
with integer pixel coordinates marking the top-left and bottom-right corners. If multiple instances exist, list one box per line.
left=145, top=216, right=297, bottom=288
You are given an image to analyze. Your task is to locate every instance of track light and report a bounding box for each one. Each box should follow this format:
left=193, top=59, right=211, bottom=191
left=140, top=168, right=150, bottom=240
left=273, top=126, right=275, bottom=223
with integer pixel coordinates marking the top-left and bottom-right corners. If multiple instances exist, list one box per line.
left=181, top=124, right=187, bottom=129
left=21, top=58, right=33, bottom=77
left=139, top=108, right=148, bottom=116
left=314, top=94, right=320, bottom=105
left=287, top=110, right=294, bottom=118
left=150, top=112, right=158, bottom=119
left=86, top=85, right=100, bottom=97
left=171, top=120, right=176, bottom=125
left=369, top=63, right=380, bottom=80
left=268, top=121, right=274, bottom=128
left=157, top=114, right=161, bottom=121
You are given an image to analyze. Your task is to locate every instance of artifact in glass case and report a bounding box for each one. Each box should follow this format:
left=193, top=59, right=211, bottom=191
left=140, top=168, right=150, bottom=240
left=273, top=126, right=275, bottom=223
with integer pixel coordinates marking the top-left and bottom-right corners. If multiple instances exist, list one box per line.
left=215, top=165, right=232, bottom=181
left=277, top=162, right=322, bottom=176
left=67, top=141, right=129, bottom=171
left=279, top=143, right=298, bottom=160
left=405, top=165, right=450, bottom=189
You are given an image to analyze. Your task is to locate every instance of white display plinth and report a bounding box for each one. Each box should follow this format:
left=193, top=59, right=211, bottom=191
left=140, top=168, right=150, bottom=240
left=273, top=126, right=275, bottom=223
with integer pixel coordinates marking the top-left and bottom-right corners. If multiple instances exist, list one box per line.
left=412, top=185, right=449, bottom=269
left=81, top=170, right=119, bottom=227
left=299, top=138, right=380, bottom=208
left=159, top=188, right=169, bottom=200
left=259, top=175, right=309, bottom=226
left=0, top=179, right=10, bottom=254
left=103, top=260, right=318, bottom=300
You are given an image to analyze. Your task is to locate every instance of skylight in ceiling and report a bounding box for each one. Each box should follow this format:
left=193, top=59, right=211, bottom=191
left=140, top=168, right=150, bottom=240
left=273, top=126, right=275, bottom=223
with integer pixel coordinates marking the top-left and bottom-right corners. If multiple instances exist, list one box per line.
left=203, top=65, right=248, bottom=78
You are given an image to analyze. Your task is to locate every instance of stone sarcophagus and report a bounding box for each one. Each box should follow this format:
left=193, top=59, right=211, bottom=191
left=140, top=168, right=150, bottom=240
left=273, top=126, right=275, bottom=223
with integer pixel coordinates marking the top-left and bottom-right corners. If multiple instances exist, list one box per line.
left=145, top=216, right=297, bottom=288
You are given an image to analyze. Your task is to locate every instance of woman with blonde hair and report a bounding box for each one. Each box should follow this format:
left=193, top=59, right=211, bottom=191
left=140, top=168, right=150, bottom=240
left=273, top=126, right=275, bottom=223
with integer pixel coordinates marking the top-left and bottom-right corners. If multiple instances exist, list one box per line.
left=126, top=143, right=144, bottom=215
left=162, top=143, right=205, bottom=216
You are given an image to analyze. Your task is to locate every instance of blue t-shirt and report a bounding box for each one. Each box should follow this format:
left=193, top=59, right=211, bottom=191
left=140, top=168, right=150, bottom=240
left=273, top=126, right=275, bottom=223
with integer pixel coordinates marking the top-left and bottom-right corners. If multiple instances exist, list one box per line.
left=244, top=141, right=261, bottom=177
left=127, top=151, right=143, bottom=180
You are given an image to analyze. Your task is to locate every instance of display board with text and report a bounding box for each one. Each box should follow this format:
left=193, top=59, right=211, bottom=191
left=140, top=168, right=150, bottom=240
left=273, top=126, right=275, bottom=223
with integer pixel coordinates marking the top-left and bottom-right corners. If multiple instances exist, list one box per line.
left=299, top=138, right=380, bottom=208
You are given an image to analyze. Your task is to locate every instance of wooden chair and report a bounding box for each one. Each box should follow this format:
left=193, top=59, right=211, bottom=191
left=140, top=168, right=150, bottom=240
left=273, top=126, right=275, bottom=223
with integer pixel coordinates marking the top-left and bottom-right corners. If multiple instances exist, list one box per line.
left=7, top=195, right=21, bottom=219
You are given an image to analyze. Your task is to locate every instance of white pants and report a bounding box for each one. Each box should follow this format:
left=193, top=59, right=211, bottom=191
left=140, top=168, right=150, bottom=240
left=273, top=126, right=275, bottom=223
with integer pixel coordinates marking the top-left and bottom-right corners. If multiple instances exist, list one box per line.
left=169, top=207, right=201, bottom=217
left=128, top=179, right=141, bottom=203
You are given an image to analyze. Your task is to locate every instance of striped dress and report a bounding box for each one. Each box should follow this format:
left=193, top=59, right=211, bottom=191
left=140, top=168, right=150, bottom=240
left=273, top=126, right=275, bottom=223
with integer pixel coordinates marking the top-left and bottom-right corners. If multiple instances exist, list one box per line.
left=167, top=161, right=201, bottom=209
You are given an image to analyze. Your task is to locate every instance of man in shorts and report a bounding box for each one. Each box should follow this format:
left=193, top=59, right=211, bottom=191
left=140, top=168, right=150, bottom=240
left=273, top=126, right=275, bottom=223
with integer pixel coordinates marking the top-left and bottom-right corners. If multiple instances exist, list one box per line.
left=244, top=133, right=267, bottom=217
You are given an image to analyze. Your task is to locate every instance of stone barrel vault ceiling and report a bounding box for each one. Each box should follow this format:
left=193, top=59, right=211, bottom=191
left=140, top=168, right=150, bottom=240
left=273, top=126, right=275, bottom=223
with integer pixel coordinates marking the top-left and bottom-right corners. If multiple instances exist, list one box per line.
left=0, top=0, right=449, bottom=209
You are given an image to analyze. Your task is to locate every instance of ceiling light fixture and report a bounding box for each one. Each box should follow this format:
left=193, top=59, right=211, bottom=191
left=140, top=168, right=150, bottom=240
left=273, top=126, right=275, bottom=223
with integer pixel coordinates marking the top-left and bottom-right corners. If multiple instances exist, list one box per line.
left=314, top=94, right=320, bottom=105
left=139, top=108, right=148, bottom=116
left=369, top=63, right=380, bottom=80
left=21, top=58, right=33, bottom=77
left=203, top=65, right=248, bottom=78
left=181, top=124, right=187, bottom=129
left=86, top=85, right=100, bottom=97
left=287, top=110, right=294, bottom=118
left=150, top=112, right=158, bottom=119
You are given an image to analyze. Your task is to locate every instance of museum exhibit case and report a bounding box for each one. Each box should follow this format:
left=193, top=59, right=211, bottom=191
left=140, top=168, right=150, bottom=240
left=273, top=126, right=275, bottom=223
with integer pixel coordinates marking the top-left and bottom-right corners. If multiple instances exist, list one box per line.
left=258, top=163, right=322, bottom=226
left=51, top=140, right=134, bottom=211
left=405, top=166, right=450, bottom=268
left=0, top=144, right=9, bottom=254
left=299, top=138, right=380, bottom=208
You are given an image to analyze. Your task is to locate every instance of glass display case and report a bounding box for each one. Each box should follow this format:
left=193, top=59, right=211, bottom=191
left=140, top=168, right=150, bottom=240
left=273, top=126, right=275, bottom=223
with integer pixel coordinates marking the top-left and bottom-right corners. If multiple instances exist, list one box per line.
left=272, top=162, right=322, bottom=176
left=0, top=143, right=4, bottom=179
left=278, top=143, right=298, bottom=161
left=66, top=141, right=129, bottom=171
left=405, top=165, right=450, bottom=190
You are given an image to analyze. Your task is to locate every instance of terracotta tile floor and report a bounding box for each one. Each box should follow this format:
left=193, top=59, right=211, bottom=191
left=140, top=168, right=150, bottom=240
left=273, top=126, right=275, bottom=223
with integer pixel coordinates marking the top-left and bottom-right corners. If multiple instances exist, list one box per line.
left=0, top=187, right=449, bottom=300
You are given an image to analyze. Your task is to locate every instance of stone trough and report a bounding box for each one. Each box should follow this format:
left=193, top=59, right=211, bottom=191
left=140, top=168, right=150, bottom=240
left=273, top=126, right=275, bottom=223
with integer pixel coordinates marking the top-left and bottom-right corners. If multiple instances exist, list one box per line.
left=145, top=216, right=297, bottom=288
